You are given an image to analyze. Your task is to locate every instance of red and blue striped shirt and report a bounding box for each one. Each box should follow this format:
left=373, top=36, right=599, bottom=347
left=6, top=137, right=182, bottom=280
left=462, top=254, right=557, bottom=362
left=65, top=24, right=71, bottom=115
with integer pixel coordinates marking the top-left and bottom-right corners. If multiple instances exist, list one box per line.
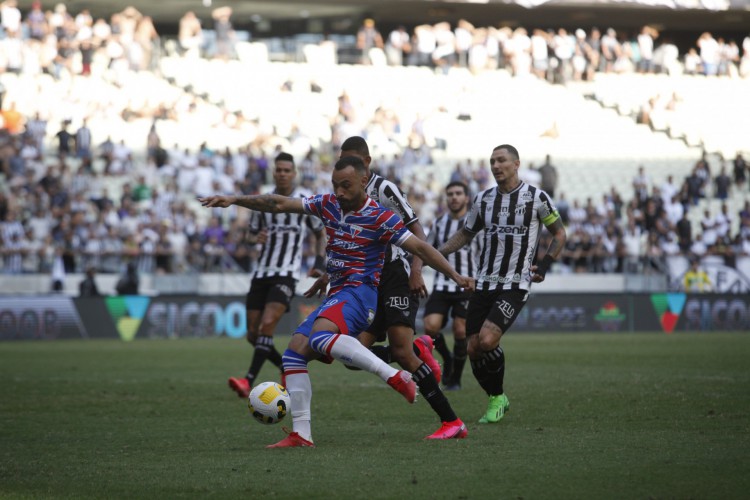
left=303, top=194, right=411, bottom=295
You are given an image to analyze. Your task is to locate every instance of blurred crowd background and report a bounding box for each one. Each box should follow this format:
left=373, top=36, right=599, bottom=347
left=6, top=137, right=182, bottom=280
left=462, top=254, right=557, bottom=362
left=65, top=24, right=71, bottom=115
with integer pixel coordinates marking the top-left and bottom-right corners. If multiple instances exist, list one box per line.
left=0, top=1, right=748, bottom=292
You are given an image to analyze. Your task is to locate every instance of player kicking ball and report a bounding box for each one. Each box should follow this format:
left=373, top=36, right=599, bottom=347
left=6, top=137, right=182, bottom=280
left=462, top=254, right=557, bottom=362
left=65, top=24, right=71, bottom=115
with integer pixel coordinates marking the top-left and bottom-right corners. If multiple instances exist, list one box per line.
left=199, top=155, right=474, bottom=447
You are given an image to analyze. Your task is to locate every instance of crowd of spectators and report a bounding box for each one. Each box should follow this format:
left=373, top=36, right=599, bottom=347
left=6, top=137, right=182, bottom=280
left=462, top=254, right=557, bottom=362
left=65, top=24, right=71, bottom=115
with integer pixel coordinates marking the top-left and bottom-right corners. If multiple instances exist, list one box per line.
left=533, top=154, right=750, bottom=275
left=357, top=19, right=750, bottom=81
left=0, top=2, right=748, bottom=286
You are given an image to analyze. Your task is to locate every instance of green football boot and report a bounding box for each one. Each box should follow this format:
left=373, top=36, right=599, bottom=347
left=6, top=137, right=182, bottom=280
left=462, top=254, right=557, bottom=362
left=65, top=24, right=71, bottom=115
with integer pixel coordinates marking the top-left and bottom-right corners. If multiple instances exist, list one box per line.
left=478, top=394, right=510, bottom=424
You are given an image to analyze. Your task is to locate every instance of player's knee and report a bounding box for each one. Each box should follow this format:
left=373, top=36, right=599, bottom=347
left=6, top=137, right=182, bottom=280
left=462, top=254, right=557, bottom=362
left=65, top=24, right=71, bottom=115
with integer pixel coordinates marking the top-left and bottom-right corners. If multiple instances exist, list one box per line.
left=466, top=336, right=482, bottom=358
left=259, top=319, right=279, bottom=336
left=478, top=335, right=500, bottom=353
left=452, top=322, right=466, bottom=339
left=287, top=333, right=309, bottom=352
left=389, top=342, right=414, bottom=366
left=423, top=317, right=440, bottom=335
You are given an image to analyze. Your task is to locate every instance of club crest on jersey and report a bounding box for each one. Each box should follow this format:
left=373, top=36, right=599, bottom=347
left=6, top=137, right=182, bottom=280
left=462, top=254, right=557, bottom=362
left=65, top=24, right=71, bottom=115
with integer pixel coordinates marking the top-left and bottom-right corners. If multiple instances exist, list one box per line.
left=349, top=224, right=364, bottom=236
left=334, top=222, right=363, bottom=238
left=514, top=204, right=527, bottom=215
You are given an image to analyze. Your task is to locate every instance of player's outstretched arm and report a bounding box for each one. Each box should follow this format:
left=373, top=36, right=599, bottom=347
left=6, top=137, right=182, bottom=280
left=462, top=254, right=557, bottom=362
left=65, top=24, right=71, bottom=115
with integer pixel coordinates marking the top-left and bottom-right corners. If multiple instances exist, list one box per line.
left=198, top=194, right=305, bottom=214
left=400, top=236, right=475, bottom=292
left=438, top=228, right=475, bottom=257
left=531, top=218, right=567, bottom=283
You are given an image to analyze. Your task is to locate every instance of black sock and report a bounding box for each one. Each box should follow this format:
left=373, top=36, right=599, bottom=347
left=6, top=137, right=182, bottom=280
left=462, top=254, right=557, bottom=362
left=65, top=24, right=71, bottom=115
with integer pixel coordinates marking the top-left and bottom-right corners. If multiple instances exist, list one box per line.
left=413, top=362, right=457, bottom=423
left=451, top=338, right=468, bottom=385
left=371, top=345, right=392, bottom=364
left=470, top=357, right=494, bottom=395
left=483, top=346, right=505, bottom=396
left=433, top=333, right=452, bottom=364
left=267, top=346, right=283, bottom=368
left=246, top=336, right=275, bottom=384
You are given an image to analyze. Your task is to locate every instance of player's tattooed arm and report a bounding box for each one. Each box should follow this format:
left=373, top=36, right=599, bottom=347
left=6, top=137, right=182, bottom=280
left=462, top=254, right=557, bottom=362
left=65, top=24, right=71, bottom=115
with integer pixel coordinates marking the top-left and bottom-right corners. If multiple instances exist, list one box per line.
left=544, top=218, right=567, bottom=260
left=531, top=218, right=567, bottom=283
left=199, top=194, right=304, bottom=214
left=438, top=228, right=475, bottom=257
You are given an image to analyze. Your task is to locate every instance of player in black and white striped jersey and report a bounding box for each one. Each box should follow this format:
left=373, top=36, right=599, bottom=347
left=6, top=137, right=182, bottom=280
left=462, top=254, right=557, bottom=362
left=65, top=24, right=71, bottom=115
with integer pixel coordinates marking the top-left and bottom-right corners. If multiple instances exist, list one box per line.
left=228, top=152, right=327, bottom=399
left=423, top=181, right=477, bottom=390
left=439, top=144, right=567, bottom=424
left=353, top=137, right=467, bottom=439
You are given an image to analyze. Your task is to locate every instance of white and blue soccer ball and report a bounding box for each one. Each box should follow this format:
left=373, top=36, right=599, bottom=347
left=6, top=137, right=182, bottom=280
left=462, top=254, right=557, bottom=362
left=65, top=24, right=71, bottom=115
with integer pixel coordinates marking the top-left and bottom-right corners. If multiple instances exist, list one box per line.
left=248, top=381, right=290, bottom=425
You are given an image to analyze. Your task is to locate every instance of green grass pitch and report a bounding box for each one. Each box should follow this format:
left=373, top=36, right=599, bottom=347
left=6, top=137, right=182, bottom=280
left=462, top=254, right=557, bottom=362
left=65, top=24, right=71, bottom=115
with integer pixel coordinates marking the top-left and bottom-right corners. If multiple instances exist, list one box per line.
left=1, top=333, right=748, bottom=499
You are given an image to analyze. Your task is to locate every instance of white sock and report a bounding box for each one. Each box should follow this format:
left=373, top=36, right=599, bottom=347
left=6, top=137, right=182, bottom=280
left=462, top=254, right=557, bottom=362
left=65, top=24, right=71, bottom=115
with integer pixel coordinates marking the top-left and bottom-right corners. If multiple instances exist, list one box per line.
left=328, top=334, right=399, bottom=381
left=285, top=372, right=312, bottom=442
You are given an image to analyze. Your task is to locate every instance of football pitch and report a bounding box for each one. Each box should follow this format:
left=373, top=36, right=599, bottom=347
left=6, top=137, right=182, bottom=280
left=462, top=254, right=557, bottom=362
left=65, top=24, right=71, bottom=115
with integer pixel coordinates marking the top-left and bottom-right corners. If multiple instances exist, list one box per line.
left=1, top=333, right=748, bottom=499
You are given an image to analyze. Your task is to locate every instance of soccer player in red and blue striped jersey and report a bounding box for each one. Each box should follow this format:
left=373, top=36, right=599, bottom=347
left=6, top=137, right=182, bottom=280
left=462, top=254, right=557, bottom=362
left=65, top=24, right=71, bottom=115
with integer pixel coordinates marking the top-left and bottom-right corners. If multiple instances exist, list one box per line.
left=199, top=155, right=474, bottom=447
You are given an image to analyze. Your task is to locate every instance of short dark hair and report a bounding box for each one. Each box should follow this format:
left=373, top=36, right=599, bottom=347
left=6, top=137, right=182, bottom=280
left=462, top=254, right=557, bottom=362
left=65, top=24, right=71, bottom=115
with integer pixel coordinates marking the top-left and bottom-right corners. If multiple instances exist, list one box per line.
left=340, top=136, right=370, bottom=156
left=493, top=144, right=520, bottom=161
left=334, top=155, right=367, bottom=175
left=275, top=152, right=295, bottom=165
left=445, top=181, right=469, bottom=196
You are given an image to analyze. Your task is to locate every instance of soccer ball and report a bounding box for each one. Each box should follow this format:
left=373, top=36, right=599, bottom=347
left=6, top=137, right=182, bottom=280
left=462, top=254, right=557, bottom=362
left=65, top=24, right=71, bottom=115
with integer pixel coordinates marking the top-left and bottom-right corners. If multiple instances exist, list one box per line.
left=248, top=381, right=290, bottom=425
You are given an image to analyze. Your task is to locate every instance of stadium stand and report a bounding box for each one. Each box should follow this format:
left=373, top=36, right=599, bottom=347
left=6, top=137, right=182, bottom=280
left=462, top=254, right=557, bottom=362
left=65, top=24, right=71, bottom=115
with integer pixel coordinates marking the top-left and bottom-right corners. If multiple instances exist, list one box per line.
left=0, top=3, right=748, bottom=296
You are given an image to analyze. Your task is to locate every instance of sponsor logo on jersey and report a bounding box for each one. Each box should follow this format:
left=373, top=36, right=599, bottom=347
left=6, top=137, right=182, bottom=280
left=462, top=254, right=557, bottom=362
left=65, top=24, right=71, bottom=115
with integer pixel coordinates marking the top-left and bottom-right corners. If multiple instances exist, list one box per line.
left=268, top=224, right=302, bottom=233
left=337, top=240, right=361, bottom=250
left=482, top=274, right=527, bottom=284
left=488, top=225, right=529, bottom=235
left=521, top=191, right=534, bottom=202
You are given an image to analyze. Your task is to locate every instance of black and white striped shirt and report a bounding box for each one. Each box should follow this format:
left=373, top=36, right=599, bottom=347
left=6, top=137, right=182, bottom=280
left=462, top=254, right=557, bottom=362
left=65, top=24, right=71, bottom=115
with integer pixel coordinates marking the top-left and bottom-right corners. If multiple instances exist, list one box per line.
left=465, top=182, right=557, bottom=292
left=365, top=173, right=418, bottom=268
left=427, top=212, right=476, bottom=293
left=249, top=187, right=324, bottom=280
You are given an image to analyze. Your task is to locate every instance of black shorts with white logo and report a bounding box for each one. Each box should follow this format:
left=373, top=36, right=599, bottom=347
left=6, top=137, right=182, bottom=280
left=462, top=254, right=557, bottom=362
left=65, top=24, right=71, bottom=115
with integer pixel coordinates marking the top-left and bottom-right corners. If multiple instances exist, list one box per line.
left=465, top=288, right=528, bottom=336
left=367, top=261, right=418, bottom=341
left=246, top=276, right=296, bottom=312
left=424, top=290, right=471, bottom=328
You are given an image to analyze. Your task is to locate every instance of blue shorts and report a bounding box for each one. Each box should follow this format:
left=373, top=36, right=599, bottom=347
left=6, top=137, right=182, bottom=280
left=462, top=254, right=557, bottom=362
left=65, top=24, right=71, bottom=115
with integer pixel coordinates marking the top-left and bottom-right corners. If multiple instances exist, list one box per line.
left=295, top=285, right=377, bottom=337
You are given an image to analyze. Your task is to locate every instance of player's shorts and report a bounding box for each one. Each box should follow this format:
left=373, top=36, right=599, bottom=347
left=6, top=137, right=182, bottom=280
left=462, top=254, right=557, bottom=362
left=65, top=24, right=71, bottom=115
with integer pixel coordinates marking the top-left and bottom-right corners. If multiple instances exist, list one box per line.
left=465, top=288, right=529, bottom=336
left=424, top=290, right=471, bottom=328
left=295, top=285, right=377, bottom=338
left=367, top=261, right=419, bottom=341
left=246, top=276, right=296, bottom=312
